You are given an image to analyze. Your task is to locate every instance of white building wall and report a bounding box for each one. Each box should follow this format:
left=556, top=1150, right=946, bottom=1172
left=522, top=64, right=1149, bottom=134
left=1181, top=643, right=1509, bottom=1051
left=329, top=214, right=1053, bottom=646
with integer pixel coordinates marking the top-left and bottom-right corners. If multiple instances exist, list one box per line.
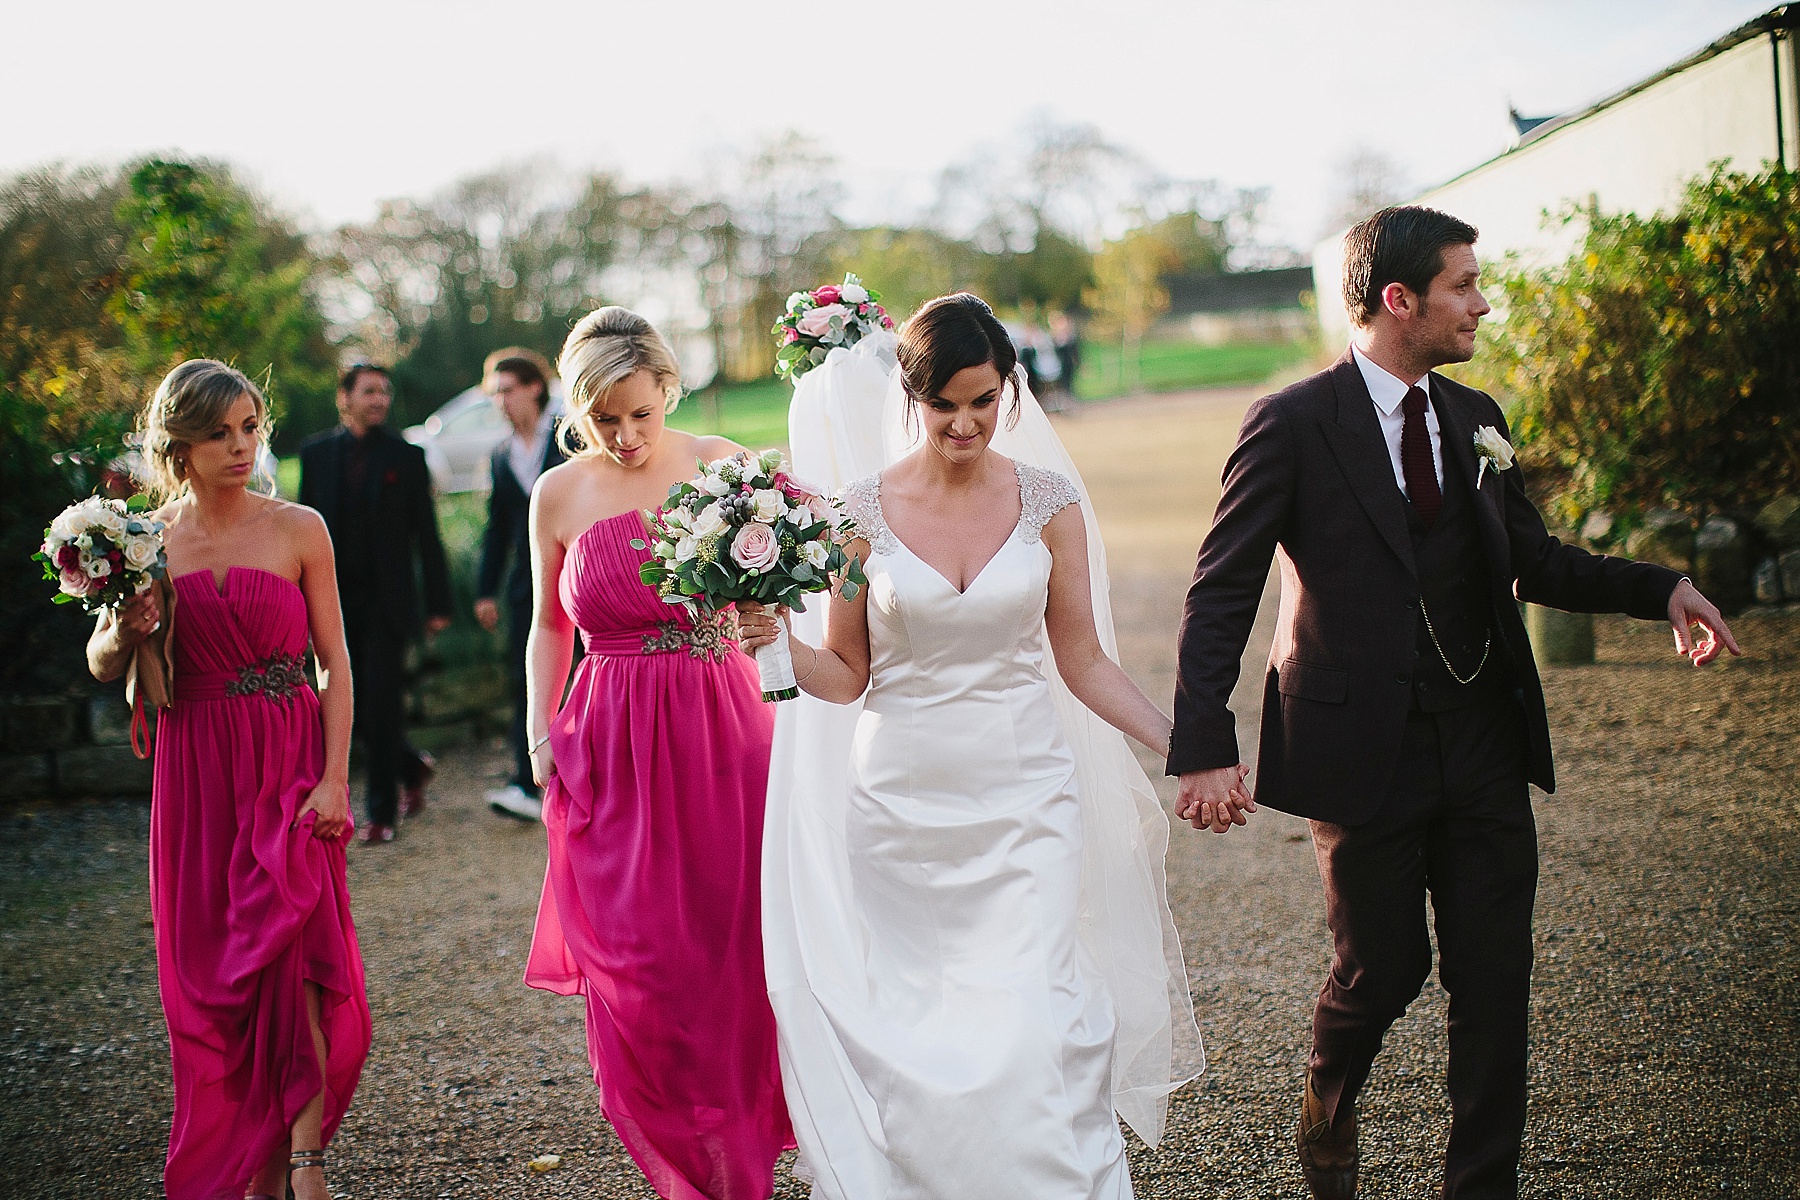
left=1312, top=28, right=1798, bottom=344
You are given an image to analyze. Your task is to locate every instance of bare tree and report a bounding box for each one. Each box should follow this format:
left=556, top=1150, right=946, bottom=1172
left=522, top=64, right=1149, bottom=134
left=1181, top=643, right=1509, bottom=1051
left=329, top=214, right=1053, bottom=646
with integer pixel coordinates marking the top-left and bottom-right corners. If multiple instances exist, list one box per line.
left=1322, top=147, right=1411, bottom=238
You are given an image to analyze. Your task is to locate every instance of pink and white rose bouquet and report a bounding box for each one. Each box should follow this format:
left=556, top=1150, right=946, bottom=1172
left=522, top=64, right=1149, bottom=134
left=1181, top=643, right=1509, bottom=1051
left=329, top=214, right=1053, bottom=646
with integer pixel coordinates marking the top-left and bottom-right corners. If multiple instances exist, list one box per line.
left=634, top=449, right=867, bottom=700
left=772, top=272, right=895, bottom=383
left=36, top=496, right=168, bottom=612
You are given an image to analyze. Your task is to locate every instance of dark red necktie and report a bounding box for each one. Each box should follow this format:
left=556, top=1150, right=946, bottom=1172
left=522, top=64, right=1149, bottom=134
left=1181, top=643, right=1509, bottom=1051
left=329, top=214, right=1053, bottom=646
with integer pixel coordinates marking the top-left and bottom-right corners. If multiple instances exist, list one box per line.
left=1401, top=385, right=1442, bottom=526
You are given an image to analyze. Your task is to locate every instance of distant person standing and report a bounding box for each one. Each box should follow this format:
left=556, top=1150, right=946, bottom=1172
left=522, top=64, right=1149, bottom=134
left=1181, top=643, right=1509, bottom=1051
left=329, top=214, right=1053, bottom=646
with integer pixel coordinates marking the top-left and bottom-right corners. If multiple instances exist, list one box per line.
left=474, top=347, right=565, bottom=823
left=1051, top=310, right=1082, bottom=404
left=299, top=364, right=453, bottom=843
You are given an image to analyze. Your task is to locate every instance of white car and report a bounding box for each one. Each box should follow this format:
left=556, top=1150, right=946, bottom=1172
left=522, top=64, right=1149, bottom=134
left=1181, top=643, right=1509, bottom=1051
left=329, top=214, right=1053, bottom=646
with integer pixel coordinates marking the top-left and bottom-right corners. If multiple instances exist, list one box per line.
left=402, top=381, right=566, bottom=494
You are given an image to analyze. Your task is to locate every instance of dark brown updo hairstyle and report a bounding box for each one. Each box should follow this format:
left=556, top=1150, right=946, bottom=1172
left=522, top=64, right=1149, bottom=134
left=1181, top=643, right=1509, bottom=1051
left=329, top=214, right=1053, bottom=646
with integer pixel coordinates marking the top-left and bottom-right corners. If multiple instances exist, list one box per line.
left=896, top=293, right=1022, bottom=431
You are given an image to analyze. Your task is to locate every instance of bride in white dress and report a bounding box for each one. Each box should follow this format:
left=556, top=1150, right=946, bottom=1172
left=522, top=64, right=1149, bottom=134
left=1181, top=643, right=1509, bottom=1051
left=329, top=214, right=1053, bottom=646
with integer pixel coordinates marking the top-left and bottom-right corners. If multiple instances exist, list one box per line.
left=740, top=294, right=1214, bottom=1199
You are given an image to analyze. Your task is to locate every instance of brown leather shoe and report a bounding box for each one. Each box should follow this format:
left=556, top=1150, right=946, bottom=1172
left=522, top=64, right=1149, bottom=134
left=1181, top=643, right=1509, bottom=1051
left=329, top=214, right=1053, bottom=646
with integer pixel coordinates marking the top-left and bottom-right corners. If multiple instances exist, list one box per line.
left=1297, top=1074, right=1357, bottom=1200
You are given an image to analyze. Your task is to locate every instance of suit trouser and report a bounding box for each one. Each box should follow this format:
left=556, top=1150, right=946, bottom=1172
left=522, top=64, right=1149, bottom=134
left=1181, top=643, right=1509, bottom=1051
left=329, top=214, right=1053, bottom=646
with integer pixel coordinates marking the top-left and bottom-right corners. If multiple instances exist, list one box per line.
left=505, top=593, right=537, bottom=795
left=342, top=599, right=428, bottom=826
left=1308, top=693, right=1537, bottom=1200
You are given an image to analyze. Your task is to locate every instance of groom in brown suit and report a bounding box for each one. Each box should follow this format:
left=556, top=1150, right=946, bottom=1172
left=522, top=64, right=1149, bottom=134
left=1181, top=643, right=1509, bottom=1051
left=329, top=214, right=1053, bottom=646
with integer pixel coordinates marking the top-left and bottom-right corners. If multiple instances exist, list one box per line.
left=1167, top=206, right=1739, bottom=1199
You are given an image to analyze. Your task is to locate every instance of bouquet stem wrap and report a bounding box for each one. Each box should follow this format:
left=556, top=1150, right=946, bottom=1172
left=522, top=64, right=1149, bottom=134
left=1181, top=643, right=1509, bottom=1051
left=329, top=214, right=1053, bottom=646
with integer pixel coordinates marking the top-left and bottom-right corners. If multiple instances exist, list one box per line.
left=756, top=622, right=799, bottom=702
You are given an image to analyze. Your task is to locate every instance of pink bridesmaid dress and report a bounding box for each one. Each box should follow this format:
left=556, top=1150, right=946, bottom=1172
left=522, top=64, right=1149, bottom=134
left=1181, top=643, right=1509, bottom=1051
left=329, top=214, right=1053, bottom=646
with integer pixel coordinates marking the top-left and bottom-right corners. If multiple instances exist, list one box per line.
left=153, top=567, right=371, bottom=1200
left=525, top=512, right=793, bottom=1200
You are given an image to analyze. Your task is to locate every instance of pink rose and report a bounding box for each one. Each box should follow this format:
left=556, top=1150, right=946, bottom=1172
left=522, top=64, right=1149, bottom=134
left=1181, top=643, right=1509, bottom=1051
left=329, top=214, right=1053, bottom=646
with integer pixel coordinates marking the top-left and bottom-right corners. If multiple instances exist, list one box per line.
left=796, top=303, right=849, bottom=339
left=782, top=327, right=799, bottom=344
left=812, top=285, right=841, bottom=305
left=804, top=494, right=834, bottom=524
left=59, top=566, right=90, bottom=595
left=729, top=523, right=780, bottom=573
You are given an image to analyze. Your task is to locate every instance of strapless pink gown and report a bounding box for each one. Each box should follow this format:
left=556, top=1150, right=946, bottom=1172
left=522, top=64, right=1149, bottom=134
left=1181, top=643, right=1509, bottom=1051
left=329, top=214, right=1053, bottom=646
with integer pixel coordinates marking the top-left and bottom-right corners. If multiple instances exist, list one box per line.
left=525, top=513, right=793, bottom=1200
left=152, top=567, right=371, bottom=1200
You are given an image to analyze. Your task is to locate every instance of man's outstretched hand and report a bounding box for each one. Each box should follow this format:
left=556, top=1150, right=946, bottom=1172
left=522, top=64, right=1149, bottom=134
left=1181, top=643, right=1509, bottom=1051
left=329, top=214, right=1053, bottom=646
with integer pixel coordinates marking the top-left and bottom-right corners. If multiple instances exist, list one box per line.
left=1668, top=578, right=1742, bottom=666
left=1176, top=764, right=1255, bottom=834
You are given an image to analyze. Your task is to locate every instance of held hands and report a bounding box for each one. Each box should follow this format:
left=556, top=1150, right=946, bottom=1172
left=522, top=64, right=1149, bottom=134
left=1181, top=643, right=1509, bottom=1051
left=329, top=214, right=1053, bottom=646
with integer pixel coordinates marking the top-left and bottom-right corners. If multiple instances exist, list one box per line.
left=293, top=780, right=350, bottom=841
left=1176, top=764, right=1256, bottom=834
left=1668, top=579, right=1742, bottom=666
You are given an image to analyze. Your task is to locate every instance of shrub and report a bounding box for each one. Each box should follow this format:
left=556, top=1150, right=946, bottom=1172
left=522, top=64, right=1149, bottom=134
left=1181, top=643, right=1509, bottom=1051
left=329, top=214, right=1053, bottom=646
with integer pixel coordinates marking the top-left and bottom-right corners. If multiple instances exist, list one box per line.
left=1458, top=164, right=1800, bottom=530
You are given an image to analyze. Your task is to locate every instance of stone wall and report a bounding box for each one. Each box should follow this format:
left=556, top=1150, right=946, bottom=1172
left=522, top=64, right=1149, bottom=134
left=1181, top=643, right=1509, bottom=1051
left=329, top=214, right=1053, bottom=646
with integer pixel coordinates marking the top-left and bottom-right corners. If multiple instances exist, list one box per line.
left=1, top=659, right=512, bottom=803
left=1586, top=496, right=1800, bottom=612
left=0, top=691, right=152, bottom=801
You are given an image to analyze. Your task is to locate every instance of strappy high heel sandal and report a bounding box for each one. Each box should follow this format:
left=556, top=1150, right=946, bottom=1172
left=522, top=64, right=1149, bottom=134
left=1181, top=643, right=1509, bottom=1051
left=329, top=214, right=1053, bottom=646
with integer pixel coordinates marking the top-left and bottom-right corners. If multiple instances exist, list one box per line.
left=287, top=1148, right=326, bottom=1199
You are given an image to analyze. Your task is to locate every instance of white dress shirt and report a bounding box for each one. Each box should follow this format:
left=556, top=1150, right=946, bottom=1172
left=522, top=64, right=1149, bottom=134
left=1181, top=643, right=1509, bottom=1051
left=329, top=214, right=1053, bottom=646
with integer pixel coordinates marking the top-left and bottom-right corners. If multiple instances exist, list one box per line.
left=506, top=407, right=556, bottom=494
left=1352, top=344, right=1443, bottom=496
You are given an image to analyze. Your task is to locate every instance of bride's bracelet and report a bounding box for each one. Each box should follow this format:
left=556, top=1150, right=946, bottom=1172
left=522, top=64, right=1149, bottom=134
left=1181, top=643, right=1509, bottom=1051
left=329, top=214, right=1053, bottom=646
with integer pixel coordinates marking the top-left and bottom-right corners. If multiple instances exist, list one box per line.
left=793, top=641, right=819, bottom=685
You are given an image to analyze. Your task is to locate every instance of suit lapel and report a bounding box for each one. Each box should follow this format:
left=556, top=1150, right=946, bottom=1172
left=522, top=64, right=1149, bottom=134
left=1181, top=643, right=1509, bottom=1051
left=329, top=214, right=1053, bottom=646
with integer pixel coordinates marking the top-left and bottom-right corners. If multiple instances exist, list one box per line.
left=1318, top=353, right=1416, bottom=577
left=1430, top=375, right=1511, bottom=585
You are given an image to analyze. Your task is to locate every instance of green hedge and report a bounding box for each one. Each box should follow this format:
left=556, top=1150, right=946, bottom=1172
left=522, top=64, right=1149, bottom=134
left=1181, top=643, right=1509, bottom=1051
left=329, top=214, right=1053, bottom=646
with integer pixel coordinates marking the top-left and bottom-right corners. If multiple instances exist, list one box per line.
left=1456, top=164, right=1800, bottom=530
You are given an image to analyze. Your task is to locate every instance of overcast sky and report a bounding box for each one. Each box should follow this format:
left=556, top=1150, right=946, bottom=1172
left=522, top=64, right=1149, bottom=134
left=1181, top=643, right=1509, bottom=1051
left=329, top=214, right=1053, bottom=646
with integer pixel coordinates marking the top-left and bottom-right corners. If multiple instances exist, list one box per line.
left=2, top=0, right=1779, bottom=249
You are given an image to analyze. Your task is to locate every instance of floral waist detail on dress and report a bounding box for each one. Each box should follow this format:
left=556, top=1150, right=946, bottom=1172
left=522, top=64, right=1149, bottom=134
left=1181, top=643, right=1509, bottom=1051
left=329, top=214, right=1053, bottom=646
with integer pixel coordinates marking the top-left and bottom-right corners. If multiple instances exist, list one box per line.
left=222, top=651, right=309, bottom=702
left=583, top=611, right=738, bottom=662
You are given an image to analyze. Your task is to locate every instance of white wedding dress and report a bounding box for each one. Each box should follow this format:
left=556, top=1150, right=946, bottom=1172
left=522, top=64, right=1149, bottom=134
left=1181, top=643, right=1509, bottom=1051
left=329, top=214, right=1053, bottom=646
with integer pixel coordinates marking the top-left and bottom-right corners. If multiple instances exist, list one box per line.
left=765, top=343, right=1201, bottom=1200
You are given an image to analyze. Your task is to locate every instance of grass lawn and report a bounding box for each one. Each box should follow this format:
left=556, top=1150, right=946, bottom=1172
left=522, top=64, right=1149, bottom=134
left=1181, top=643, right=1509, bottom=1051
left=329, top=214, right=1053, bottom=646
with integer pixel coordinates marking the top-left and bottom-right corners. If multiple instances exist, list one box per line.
left=668, top=378, right=792, bottom=450
left=1073, top=339, right=1312, bottom=400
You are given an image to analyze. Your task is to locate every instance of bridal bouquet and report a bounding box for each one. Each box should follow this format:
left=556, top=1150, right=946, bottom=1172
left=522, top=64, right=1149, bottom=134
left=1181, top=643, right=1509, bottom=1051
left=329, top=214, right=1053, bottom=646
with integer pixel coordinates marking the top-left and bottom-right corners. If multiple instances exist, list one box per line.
left=36, top=497, right=168, bottom=613
left=772, top=273, right=895, bottom=383
left=635, top=449, right=866, bottom=701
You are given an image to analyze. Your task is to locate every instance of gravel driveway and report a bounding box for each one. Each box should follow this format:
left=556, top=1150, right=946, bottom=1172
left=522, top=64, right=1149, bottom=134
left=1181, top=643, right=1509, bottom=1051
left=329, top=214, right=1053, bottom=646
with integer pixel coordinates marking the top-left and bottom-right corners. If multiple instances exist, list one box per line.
left=4, top=388, right=1794, bottom=1198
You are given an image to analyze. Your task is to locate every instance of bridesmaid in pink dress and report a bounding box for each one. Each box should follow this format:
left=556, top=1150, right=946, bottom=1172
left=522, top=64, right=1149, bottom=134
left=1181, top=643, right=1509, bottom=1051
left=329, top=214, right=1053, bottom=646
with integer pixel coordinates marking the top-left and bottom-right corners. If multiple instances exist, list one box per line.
left=88, top=360, right=371, bottom=1200
left=523, top=308, right=793, bottom=1199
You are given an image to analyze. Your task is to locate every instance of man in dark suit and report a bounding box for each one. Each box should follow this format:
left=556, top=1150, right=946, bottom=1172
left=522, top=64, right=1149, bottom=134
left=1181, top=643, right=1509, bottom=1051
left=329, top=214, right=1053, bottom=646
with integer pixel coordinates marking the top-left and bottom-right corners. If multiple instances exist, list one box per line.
left=1168, top=206, right=1740, bottom=1200
left=300, top=363, right=454, bottom=844
left=472, top=348, right=565, bottom=823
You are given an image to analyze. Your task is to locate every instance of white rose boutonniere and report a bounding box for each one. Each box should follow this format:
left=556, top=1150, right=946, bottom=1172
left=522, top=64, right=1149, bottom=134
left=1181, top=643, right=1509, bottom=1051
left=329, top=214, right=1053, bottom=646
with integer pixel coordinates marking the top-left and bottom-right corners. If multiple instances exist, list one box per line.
left=1473, top=426, right=1516, bottom=488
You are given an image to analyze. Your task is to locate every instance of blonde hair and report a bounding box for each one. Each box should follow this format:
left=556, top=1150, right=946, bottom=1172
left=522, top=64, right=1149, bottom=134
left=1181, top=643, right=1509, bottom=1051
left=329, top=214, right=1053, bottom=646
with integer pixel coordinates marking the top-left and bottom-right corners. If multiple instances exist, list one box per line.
left=139, top=359, right=270, bottom=499
left=557, top=306, right=682, bottom=459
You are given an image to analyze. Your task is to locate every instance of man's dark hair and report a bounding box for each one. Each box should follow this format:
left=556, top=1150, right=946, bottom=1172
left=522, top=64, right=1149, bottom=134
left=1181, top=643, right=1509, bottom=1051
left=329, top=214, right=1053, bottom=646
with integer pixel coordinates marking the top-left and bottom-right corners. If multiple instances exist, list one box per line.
left=483, top=347, right=554, bottom=411
left=1342, top=206, right=1479, bottom=327
left=338, top=362, right=390, bottom=394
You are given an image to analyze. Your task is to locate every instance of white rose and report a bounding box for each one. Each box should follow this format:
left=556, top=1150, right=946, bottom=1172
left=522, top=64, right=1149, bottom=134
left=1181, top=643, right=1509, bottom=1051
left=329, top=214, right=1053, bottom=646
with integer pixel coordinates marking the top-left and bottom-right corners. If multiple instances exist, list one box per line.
left=75, top=533, right=94, bottom=551
left=84, top=556, right=111, bottom=579
left=691, top=504, right=727, bottom=538
left=663, top=506, right=691, bottom=531
left=698, top=474, right=731, bottom=497
left=786, top=291, right=810, bottom=313
left=122, top=535, right=159, bottom=571
left=751, top=489, right=786, bottom=523
left=801, top=539, right=830, bottom=569
left=91, top=503, right=128, bottom=537
left=49, top=507, right=84, bottom=541
left=838, top=281, right=869, bottom=305
left=1473, top=426, right=1515, bottom=470
left=675, top=535, right=699, bottom=563
left=135, top=576, right=154, bottom=594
